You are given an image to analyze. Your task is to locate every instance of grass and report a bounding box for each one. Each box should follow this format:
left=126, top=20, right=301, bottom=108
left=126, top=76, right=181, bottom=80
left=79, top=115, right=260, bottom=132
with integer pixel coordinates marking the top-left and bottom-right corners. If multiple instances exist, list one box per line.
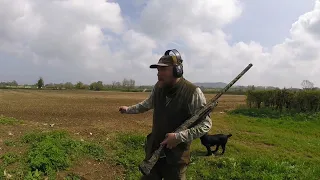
left=109, top=108, right=320, bottom=179
left=1, top=90, right=319, bottom=179
left=0, top=130, right=107, bottom=180
left=229, top=106, right=320, bottom=121
left=0, top=115, right=22, bottom=125
left=109, top=133, right=146, bottom=179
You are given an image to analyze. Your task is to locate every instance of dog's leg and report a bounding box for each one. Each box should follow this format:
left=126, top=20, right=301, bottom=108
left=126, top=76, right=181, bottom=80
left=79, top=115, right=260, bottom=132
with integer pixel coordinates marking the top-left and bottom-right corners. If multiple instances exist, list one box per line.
left=212, top=145, right=219, bottom=154
left=205, top=145, right=212, bottom=156
left=221, top=144, right=226, bottom=155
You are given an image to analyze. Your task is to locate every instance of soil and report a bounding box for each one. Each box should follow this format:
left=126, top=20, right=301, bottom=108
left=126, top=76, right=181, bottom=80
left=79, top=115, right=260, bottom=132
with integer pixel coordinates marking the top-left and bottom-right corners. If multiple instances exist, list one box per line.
left=0, top=89, right=246, bottom=179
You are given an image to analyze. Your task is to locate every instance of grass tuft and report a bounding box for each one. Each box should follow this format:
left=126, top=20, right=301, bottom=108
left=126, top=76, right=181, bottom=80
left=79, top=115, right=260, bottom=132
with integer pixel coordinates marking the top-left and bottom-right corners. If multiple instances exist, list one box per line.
left=109, top=133, right=146, bottom=180
left=0, top=115, right=22, bottom=125
left=1, top=130, right=107, bottom=179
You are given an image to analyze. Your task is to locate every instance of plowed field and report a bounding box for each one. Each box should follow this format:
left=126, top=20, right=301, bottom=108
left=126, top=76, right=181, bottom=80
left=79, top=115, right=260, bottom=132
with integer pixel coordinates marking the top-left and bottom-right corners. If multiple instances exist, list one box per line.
left=0, top=89, right=246, bottom=179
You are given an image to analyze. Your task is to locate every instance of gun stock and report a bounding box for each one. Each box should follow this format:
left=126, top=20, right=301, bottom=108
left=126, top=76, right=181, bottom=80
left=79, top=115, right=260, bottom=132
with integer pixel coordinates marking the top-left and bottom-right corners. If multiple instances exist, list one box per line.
left=139, top=63, right=253, bottom=175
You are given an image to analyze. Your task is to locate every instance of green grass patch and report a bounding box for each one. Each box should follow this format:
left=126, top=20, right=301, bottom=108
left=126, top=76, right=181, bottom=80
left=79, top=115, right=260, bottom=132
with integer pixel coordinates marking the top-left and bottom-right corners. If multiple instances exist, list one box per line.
left=0, top=115, right=22, bottom=125
left=186, top=154, right=319, bottom=180
left=109, top=109, right=320, bottom=180
left=1, top=153, right=20, bottom=166
left=1, top=130, right=107, bottom=179
left=228, top=107, right=320, bottom=122
left=109, top=132, right=320, bottom=179
left=109, top=132, right=146, bottom=179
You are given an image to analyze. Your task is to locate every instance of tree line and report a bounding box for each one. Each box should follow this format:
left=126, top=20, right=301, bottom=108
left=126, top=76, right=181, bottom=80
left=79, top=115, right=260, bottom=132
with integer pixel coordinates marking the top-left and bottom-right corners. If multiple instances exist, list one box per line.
left=246, top=80, right=320, bottom=113
left=0, top=77, right=153, bottom=92
left=1, top=78, right=317, bottom=96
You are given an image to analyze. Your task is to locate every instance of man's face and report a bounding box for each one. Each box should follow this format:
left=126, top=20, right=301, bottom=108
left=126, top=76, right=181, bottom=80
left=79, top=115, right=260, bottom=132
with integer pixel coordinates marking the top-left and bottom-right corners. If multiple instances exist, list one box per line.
left=157, top=66, right=175, bottom=87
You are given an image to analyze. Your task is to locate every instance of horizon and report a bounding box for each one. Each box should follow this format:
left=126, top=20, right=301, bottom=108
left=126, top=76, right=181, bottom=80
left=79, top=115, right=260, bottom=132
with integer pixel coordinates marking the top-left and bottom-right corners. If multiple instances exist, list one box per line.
left=1, top=78, right=311, bottom=89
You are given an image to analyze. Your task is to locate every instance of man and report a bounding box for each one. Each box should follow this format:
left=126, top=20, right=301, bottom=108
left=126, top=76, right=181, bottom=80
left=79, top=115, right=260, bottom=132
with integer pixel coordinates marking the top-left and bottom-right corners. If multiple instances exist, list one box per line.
left=119, top=49, right=212, bottom=179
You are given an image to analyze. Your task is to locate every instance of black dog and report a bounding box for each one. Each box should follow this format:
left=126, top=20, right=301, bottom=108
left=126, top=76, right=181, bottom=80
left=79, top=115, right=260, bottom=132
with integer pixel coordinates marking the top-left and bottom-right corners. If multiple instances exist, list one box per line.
left=200, top=133, right=232, bottom=156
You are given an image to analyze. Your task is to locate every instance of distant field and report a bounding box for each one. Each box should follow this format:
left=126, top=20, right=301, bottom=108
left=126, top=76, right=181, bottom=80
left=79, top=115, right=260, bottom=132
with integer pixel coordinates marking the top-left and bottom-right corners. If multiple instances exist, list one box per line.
left=0, top=89, right=245, bottom=133
left=0, top=89, right=319, bottom=179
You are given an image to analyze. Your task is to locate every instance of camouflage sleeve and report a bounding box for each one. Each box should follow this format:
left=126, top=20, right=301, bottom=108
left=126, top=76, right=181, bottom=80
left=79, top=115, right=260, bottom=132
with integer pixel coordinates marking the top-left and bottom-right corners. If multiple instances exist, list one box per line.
left=125, top=87, right=154, bottom=114
left=174, top=87, right=212, bottom=143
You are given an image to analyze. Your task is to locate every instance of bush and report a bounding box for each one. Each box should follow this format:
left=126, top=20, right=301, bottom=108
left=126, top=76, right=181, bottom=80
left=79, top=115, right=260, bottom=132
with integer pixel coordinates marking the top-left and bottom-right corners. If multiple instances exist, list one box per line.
left=246, top=89, right=320, bottom=113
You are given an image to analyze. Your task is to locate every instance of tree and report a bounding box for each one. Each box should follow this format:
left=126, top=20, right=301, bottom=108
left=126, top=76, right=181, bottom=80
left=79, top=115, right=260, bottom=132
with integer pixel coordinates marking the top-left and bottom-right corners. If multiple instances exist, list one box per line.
left=122, top=78, right=129, bottom=87
left=89, top=81, right=104, bottom=91
left=247, top=85, right=255, bottom=90
left=64, top=82, right=74, bottom=89
left=11, top=80, right=18, bottom=86
left=112, top=81, right=121, bottom=88
left=37, top=77, right=44, bottom=89
left=75, top=81, right=85, bottom=89
left=122, top=78, right=135, bottom=90
left=301, top=80, right=314, bottom=89
left=129, top=79, right=135, bottom=88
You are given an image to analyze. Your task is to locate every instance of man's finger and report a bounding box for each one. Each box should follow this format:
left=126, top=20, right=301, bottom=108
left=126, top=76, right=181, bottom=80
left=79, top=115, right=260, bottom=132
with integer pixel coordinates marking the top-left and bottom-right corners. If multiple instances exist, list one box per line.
left=160, top=138, right=168, bottom=145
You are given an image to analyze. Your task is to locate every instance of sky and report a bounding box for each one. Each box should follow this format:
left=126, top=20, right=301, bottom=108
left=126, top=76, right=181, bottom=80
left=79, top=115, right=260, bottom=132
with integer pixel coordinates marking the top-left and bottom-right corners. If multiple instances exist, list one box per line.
left=0, top=0, right=319, bottom=88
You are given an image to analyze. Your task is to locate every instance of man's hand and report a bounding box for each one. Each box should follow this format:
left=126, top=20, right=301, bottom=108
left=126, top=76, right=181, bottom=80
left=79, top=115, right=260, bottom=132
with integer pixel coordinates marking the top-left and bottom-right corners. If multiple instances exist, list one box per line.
left=119, top=106, right=128, bottom=114
left=160, top=133, right=181, bottom=149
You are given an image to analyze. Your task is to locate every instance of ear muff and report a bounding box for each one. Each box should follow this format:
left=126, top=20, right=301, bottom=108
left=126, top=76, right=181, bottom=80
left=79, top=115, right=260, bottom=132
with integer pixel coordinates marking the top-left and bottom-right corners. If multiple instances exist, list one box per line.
left=164, top=49, right=183, bottom=78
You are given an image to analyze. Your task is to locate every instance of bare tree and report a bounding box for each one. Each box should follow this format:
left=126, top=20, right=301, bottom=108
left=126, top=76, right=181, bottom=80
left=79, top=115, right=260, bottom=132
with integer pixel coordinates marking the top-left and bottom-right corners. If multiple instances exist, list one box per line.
left=301, top=80, right=314, bottom=89
left=122, top=78, right=135, bottom=90
left=129, top=79, right=135, bottom=88
left=112, top=81, right=121, bottom=88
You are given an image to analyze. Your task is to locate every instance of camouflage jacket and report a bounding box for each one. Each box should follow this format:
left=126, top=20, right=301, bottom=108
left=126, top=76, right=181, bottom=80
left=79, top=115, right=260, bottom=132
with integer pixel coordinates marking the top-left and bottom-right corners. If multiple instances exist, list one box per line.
left=124, top=87, right=212, bottom=143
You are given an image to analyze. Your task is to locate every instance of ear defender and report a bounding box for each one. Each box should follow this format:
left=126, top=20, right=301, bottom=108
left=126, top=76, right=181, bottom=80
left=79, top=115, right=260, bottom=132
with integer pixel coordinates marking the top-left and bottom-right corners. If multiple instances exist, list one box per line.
left=164, top=49, right=183, bottom=78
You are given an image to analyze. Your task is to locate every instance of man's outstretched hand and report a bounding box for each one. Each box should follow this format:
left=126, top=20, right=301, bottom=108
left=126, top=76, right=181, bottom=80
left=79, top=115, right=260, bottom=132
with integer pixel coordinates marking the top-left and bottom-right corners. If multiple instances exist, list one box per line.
left=160, top=133, right=181, bottom=149
left=119, top=106, right=128, bottom=114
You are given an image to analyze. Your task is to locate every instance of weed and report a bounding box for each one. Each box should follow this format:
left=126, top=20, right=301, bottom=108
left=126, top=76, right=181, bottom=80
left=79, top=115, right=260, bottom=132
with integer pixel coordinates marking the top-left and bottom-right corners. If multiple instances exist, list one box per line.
left=0, top=130, right=106, bottom=179
left=109, top=133, right=146, bottom=179
left=1, top=153, right=20, bottom=166
left=0, top=115, right=22, bottom=125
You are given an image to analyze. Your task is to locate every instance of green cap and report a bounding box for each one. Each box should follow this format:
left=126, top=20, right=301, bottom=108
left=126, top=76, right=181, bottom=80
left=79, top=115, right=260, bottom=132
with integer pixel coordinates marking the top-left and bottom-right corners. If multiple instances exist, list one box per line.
left=150, top=55, right=179, bottom=68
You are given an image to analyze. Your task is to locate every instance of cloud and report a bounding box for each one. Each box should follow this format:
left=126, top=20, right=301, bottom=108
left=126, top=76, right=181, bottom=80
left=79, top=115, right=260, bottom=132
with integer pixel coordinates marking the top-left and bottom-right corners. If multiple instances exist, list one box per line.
left=138, top=0, right=242, bottom=43
left=138, top=0, right=320, bottom=88
left=0, top=0, right=124, bottom=67
left=264, top=0, right=320, bottom=87
left=0, top=0, right=319, bottom=88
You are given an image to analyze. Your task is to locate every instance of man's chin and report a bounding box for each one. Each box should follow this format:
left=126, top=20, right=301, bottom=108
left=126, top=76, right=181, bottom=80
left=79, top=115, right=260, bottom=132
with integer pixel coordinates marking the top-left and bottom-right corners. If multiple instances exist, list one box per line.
left=157, top=80, right=166, bottom=88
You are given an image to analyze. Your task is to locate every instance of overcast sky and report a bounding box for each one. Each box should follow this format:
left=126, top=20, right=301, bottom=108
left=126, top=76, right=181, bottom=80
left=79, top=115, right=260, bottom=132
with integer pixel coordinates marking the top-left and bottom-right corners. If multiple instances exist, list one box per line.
left=0, top=0, right=318, bottom=88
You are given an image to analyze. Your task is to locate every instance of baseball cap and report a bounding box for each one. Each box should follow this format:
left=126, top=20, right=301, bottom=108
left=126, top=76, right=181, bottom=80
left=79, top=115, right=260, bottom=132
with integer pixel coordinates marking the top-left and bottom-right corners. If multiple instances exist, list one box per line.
left=150, top=55, right=180, bottom=68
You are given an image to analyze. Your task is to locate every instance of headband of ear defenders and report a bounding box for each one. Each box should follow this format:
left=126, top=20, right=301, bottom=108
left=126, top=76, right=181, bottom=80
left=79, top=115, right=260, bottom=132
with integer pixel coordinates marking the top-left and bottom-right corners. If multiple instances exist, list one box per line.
left=164, top=49, right=183, bottom=64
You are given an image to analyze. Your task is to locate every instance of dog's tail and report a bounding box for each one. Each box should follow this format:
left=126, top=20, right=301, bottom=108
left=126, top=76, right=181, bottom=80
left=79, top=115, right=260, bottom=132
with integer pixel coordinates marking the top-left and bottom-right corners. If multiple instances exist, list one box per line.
left=227, top=134, right=232, bottom=138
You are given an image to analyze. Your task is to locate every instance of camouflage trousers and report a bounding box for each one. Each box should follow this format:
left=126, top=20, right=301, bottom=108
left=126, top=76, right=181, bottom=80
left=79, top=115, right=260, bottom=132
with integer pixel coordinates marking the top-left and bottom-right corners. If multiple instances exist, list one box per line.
left=140, top=157, right=187, bottom=180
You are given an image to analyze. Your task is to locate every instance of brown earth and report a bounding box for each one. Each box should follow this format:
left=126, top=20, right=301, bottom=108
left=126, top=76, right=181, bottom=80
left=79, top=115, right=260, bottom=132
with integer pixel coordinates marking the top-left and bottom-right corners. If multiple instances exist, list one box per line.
left=0, top=89, right=246, bottom=179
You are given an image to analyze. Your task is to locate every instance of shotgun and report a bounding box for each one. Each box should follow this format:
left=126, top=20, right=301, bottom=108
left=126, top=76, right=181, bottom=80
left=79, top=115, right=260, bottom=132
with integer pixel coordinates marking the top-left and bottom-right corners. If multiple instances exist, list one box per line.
left=139, top=63, right=253, bottom=175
